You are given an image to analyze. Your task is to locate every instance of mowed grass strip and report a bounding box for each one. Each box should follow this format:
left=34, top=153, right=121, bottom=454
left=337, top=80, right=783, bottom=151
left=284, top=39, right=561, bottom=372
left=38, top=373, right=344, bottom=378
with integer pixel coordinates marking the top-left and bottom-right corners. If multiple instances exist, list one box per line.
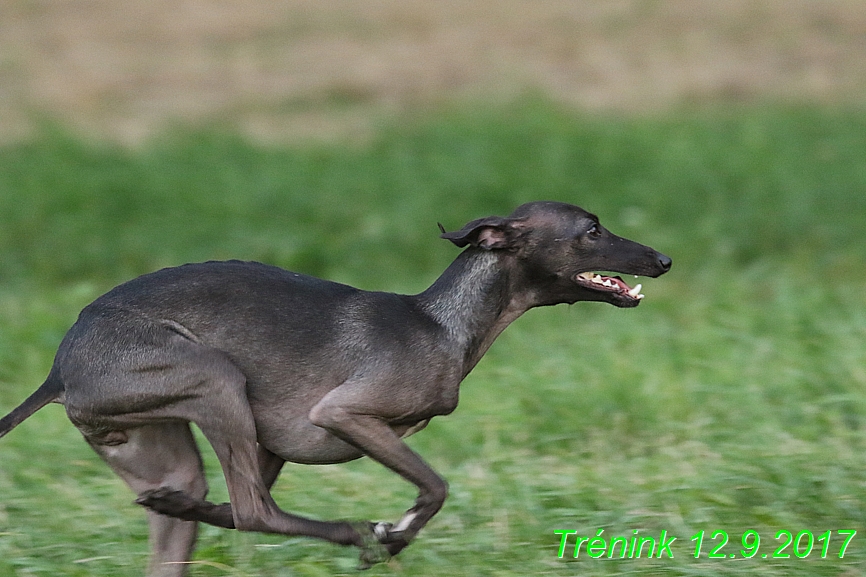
left=1, top=102, right=865, bottom=576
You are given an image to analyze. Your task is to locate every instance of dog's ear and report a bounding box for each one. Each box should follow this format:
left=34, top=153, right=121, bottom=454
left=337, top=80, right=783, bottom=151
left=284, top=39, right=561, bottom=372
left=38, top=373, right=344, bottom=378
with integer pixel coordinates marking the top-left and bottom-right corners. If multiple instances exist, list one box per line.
left=440, top=216, right=526, bottom=250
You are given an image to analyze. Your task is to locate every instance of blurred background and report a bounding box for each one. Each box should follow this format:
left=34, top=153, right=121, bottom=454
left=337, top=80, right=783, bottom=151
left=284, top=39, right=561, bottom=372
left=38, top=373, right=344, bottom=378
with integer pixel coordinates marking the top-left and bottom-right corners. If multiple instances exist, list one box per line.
left=2, top=0, right=864, bottom=143
left=1, top=1, right=865, bottom=576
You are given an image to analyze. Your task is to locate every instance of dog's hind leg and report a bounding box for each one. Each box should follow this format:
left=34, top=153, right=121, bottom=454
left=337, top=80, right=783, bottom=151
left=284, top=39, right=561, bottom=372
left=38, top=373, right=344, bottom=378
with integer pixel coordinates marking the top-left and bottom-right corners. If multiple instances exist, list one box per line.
left=86, top=422, right=207, bottom=577
left=129, top=346, right=375, bottom=552
left=190, top=383, right=367, bottom=548
left=68, top=324, right=376, bottom=561
left=136, top=444, right=285, bottom=529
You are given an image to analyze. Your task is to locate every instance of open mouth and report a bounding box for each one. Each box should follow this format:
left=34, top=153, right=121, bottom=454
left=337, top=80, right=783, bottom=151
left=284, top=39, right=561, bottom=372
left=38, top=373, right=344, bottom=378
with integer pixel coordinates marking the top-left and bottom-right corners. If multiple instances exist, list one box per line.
left=575, top=271, right=645, bottom=300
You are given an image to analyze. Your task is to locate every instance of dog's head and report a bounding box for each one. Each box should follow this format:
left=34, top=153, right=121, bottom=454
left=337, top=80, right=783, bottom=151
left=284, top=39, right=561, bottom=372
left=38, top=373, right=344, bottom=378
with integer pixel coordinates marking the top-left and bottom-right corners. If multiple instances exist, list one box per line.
left=441, top=201, right=671, bottom=308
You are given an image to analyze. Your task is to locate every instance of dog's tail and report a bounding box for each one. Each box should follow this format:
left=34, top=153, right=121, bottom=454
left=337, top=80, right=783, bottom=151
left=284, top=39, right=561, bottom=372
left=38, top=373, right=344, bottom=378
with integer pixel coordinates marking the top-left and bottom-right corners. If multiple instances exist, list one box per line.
left=0, top=373, right=64, bottom=440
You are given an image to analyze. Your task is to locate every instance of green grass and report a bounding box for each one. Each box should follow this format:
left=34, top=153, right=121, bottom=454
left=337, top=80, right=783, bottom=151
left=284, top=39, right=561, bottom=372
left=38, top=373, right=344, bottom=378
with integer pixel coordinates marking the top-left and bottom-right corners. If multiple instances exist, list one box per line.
left=1, top=101, right=866, bottom=576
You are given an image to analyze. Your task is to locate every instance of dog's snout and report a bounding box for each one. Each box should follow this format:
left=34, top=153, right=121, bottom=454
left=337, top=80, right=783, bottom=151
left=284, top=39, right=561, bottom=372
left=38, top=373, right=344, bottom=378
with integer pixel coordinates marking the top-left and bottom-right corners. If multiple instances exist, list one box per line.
left=657, top=253, right=672, bottom=272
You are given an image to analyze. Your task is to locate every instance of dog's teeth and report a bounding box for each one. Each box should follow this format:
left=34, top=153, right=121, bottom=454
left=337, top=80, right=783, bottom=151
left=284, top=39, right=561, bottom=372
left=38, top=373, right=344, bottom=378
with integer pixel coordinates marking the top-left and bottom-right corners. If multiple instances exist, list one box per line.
left=591, top=275, right=605, bottom=285
left=637, top=293, right=645, bottom=300
left=628, top=284, right=642, bottom=297
left=578, top=272, right=595, bottom=280
left=602, top=279, right=614, bottom=287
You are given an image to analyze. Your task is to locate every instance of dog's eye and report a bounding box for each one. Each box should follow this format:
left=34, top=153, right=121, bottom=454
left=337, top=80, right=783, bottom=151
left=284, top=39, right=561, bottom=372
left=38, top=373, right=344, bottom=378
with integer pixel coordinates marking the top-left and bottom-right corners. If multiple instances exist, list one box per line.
left=587, top=224, right=602, bottom=238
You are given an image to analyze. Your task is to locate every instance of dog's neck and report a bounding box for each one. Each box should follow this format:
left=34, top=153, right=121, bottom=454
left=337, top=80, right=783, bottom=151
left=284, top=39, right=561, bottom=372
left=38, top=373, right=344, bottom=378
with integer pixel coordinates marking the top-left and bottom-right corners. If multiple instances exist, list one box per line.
left=414, top=249, right=529, bottom=377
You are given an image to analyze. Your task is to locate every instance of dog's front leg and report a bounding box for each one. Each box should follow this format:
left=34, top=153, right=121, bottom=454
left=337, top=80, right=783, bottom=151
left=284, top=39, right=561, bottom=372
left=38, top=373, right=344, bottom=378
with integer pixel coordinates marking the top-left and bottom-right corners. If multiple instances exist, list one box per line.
left=308, top=397, right=448, bottom=563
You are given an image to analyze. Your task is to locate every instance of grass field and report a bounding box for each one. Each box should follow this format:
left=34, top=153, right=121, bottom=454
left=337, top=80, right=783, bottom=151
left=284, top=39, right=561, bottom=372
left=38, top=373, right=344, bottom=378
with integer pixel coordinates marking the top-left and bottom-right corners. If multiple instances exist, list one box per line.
left=1, top=101, right=866, bottom=576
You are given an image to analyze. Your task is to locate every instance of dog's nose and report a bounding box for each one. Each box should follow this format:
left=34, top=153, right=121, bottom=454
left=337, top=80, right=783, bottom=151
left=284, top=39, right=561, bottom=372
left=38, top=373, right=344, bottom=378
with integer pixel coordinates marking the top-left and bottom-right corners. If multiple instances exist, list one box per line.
left=657, top=253, right=672, bottom=272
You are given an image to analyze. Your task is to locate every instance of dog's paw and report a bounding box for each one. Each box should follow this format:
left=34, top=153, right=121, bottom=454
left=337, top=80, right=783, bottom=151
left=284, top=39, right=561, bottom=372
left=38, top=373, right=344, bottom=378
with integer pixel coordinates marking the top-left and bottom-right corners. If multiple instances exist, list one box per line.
left=382, top=532, right=411, bottom=556
left=374, top=522, right=410, bottom=552
left=373, top=521, right=393, bottom=541
left=135, top=488, right=197, bottom=518
left=353, top=522, right=392, bottom=570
